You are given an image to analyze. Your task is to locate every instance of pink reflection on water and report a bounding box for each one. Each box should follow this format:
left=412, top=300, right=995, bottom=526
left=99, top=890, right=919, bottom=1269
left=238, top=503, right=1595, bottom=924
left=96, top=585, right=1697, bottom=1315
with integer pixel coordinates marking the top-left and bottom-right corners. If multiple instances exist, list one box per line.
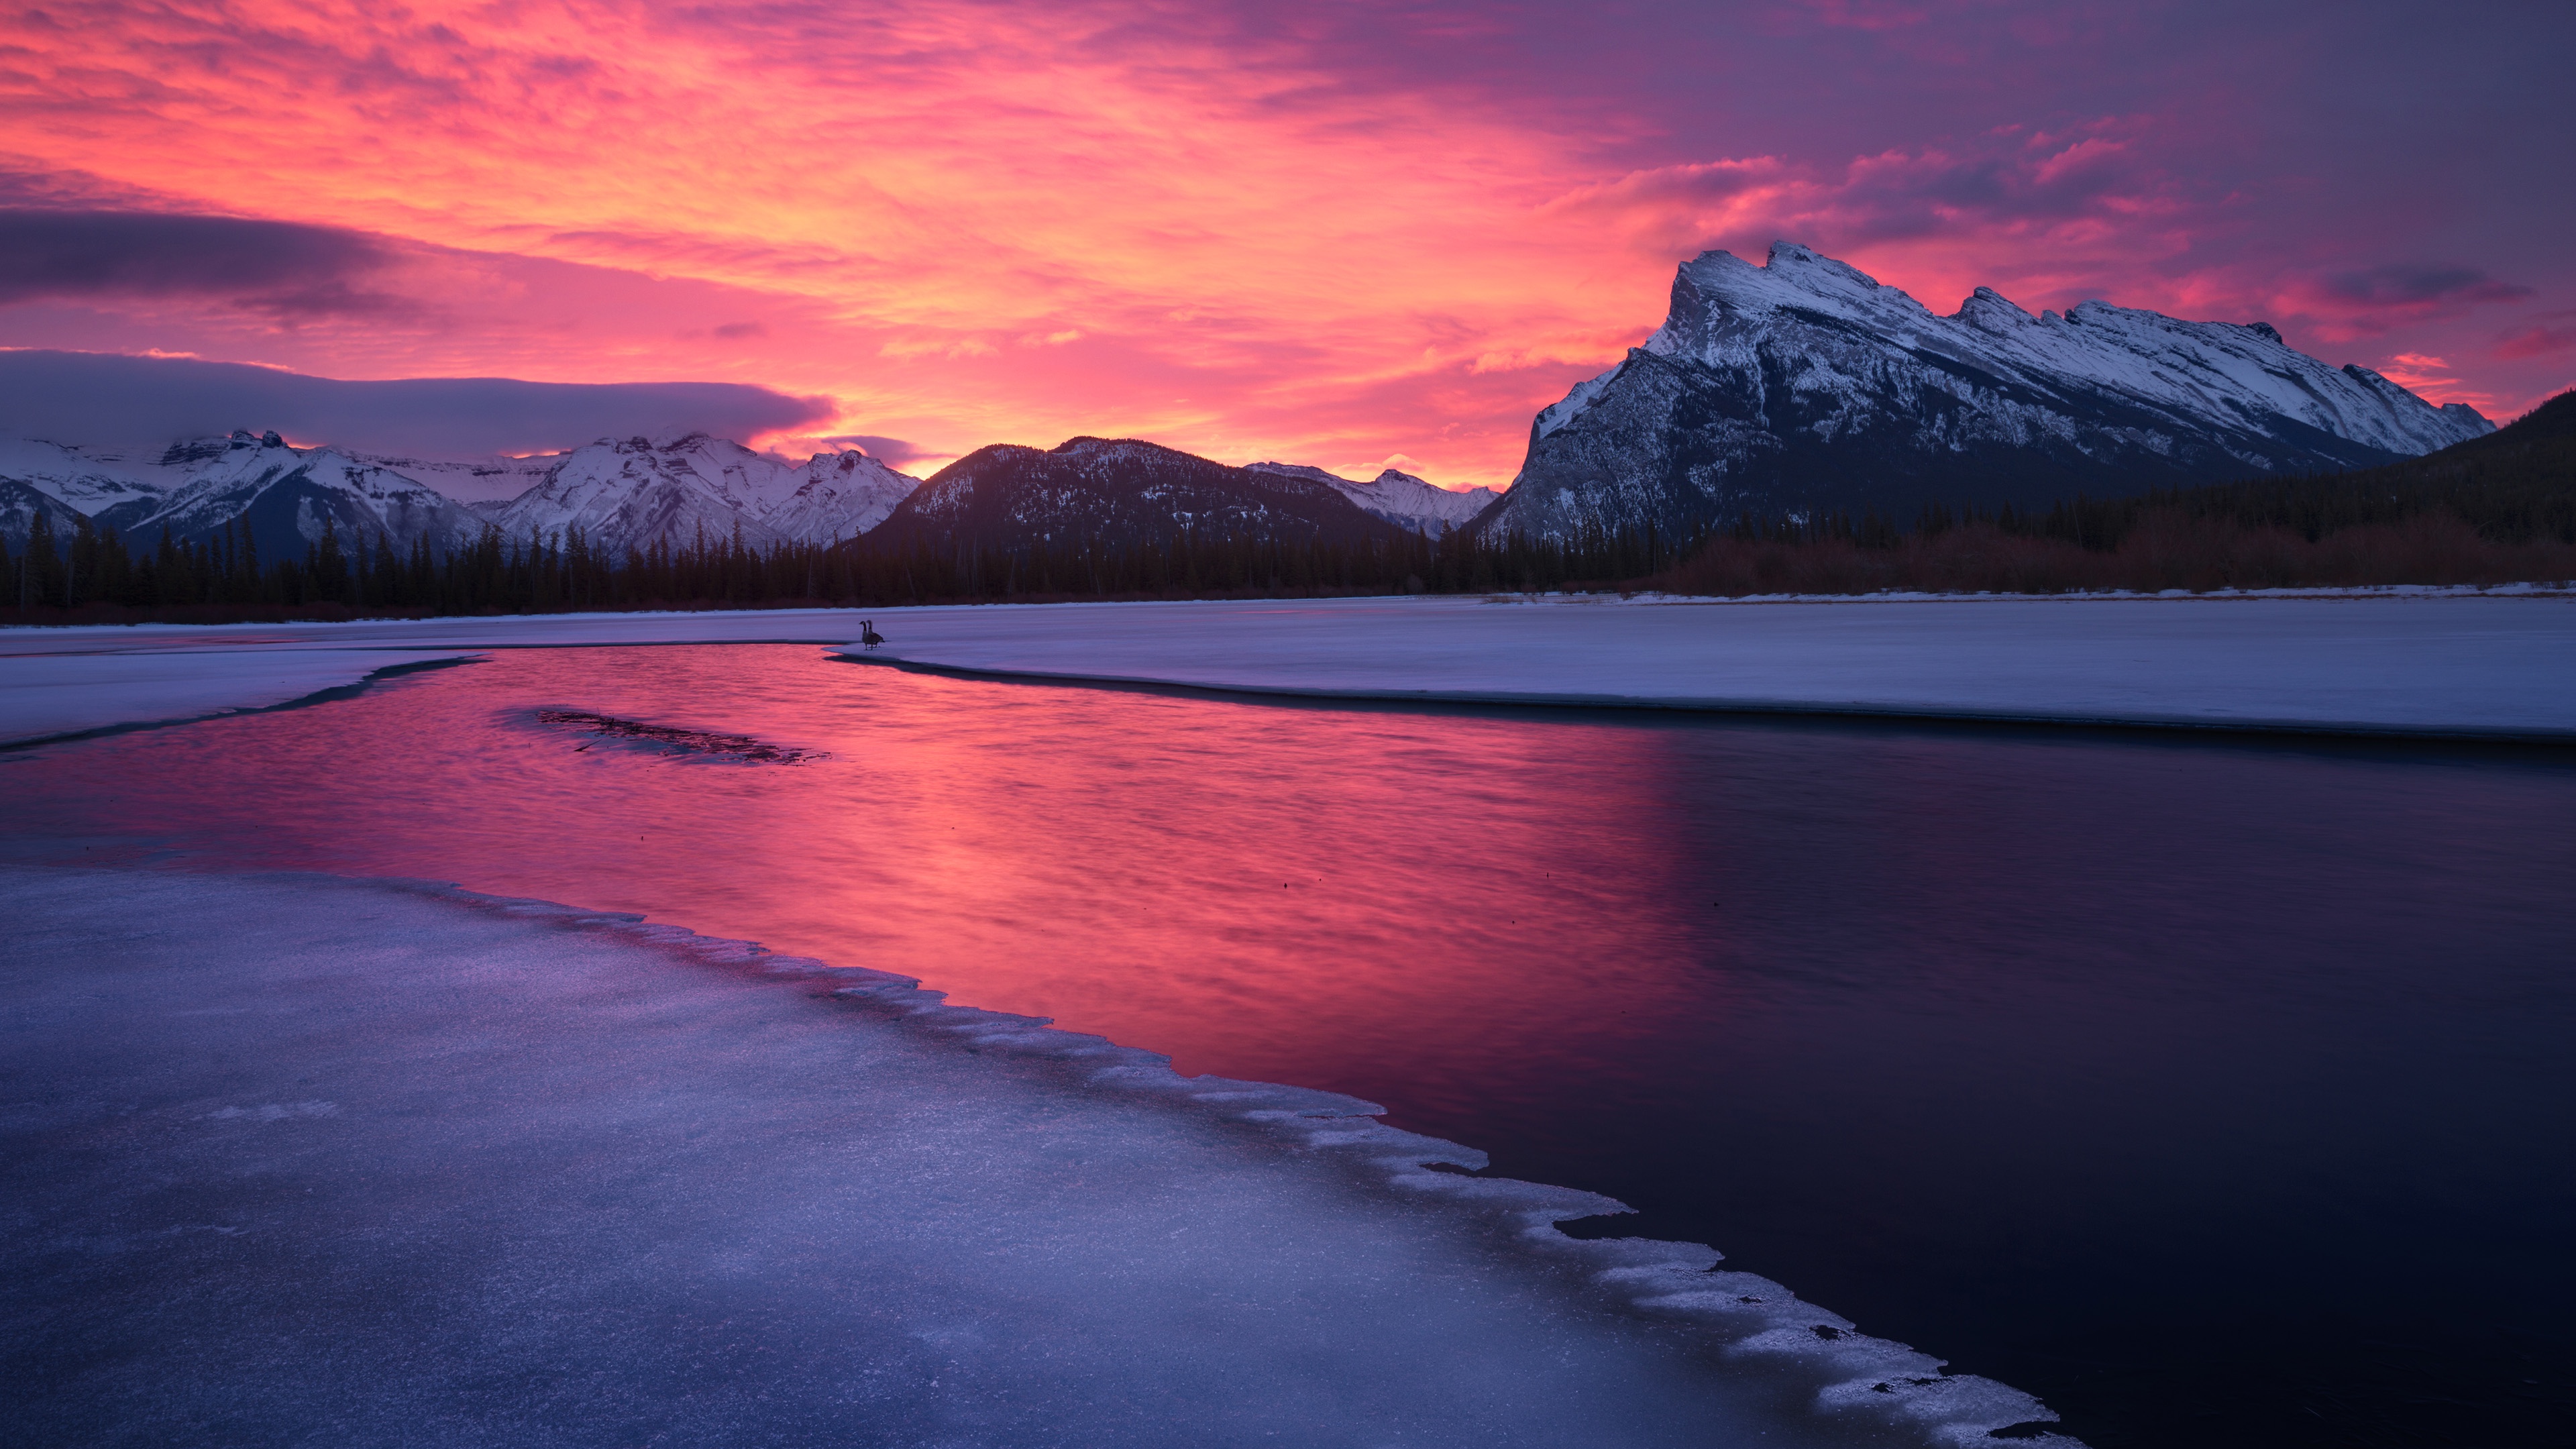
left=21, top=639, right=2576, bottom=1448
left=17, top=645, right=1726, bottom=1102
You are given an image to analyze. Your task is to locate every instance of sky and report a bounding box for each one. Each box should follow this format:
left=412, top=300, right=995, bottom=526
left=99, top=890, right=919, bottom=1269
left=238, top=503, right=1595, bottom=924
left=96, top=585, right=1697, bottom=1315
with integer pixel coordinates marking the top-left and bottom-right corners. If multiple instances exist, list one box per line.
left=1, top=0, right=2567, bottom=482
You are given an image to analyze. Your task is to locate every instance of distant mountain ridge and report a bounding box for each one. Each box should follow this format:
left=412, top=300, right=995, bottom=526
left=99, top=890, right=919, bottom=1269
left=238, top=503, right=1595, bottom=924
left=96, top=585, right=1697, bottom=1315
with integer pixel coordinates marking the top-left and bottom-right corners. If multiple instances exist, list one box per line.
left=474, top=434, right=916, bottom=554
left=1480, top=241, right=2493, bottom=540
left=0, top=422, right=1497, bottom=566
left=868, top=437, right=1415, bottom=553
left=1243, top=463, right=1498, bottom=535
left=0, top=429, right=920, bottom=560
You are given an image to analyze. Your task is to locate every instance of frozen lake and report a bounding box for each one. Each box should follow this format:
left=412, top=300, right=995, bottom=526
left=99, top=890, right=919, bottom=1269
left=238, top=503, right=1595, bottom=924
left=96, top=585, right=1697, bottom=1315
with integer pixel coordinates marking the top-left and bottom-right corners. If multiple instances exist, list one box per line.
left=7, top=640, right=2574, bottom=1446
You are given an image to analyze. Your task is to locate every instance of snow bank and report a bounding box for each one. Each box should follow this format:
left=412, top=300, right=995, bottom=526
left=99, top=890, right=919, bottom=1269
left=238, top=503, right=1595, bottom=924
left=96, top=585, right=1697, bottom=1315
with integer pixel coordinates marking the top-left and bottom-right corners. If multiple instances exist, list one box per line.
left=855, top=594, right=2576, bottom=740
left=1, top=865, right=2071, bottom=1447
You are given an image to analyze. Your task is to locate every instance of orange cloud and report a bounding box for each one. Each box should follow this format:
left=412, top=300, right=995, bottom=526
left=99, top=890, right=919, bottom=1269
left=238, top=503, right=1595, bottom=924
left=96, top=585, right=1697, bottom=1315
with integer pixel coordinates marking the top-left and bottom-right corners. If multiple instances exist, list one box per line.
left=1, top=1, right=2567, bottom=472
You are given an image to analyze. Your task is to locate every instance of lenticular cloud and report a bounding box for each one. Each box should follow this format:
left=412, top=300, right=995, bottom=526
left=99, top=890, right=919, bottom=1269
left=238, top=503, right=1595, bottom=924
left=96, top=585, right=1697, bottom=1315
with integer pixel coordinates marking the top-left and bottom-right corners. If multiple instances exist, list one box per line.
left=0, top=350, right=832, bottom=460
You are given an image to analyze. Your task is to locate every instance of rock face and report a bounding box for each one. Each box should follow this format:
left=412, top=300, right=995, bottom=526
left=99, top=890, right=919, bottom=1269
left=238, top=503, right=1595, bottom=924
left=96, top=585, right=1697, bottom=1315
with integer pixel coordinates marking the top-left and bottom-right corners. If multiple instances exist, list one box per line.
left=1481, top=242, right=2495, bottom=539
left=1244, top=463, right=1499, bottom=535
left=869, top=437, right=1413, bottom=551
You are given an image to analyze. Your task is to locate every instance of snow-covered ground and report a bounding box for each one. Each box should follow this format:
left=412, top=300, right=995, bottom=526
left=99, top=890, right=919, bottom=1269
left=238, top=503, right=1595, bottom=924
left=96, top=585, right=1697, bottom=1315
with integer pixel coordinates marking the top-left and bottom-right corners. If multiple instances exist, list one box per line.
left=861, top=593, right=2576, bottom=740
left=9, top=592, right=2574, bottom=745
left=2, top=866, right=2065, bottom=1446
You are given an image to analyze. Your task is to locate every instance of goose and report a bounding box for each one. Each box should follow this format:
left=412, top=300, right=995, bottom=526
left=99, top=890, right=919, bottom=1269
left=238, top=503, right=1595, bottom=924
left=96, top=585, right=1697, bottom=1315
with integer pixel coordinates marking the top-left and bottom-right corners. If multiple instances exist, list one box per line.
left=860, top=619, right=885, bottom=647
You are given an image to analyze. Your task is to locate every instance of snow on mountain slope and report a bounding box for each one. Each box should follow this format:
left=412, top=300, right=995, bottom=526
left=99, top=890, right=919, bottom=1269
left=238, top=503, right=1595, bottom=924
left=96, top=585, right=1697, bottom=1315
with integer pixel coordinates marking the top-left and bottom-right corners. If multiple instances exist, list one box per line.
left=482, top=435, right=919, bottom=553
left=348, top=452, right=561, bottom=505
left=1491, top=242, right=2494, bottom=540
left=1, top=476, right=61, bottom=547
left=0, top=437, right=179, bottom=539
left=769, top=449, right=921, bottom=542
left=1, top=425, right=922, bottom=556
left=1244, top=463, right=1499, bottom=535
left=482, top=435, right=792, bottom=553
left=120, top=431, right=484, bottom=561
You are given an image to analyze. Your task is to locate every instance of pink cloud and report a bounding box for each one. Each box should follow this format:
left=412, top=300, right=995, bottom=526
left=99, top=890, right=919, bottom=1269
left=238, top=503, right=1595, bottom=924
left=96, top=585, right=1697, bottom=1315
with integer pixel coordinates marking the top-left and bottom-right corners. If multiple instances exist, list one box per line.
left=0, top=0, right=2565, bottom=474
left=2496, top=315, right=2576, bottom=362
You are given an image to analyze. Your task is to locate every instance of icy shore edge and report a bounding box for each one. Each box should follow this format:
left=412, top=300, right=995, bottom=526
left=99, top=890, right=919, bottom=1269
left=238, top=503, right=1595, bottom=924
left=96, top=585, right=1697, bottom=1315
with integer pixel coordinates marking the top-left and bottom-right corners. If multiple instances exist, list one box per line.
left=845, top=649, right=2576, bottom=744
left=392, top=873, right=2082, bottom=1448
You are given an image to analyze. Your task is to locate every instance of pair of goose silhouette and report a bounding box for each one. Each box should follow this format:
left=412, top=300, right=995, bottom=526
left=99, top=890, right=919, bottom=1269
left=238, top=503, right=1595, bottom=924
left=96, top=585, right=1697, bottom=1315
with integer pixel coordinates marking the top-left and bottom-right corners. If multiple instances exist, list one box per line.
left=859, top=619, right=886, bottom=648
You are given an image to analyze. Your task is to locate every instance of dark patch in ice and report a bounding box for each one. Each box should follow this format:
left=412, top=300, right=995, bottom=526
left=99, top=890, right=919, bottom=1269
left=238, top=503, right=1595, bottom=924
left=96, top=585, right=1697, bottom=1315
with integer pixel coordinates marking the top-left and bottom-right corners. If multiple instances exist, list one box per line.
left=537, top=709, right=826, bottom=764
left=1813, top=1324, right=1845, bottom=1340
left=1988, top=1421, right=2068, bottom=1439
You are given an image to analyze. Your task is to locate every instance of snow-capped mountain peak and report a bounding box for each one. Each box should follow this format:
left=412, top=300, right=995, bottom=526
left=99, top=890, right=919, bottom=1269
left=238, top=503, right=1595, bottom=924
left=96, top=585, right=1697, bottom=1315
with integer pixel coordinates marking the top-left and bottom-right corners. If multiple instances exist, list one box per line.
left=1498, top=241, right=2493, bottom=540
left=480, top=433, right=920, bottom=553
left=114, top=433, right=482, bottom=559
left=3, top=423, right=927, bottom=555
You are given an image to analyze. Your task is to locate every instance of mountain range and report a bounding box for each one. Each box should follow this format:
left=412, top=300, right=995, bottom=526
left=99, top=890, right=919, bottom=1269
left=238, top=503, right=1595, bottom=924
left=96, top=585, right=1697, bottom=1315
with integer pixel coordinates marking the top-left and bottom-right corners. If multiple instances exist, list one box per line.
left=0, top=428, right=1488, bottom=560
left=0, top=430, right=922, bottom=560
left=1477, top=242, right=2491, bottom=539
left=869, top=439, right=1419, bottom=555
left=0, top=242, right=2495, bottom=561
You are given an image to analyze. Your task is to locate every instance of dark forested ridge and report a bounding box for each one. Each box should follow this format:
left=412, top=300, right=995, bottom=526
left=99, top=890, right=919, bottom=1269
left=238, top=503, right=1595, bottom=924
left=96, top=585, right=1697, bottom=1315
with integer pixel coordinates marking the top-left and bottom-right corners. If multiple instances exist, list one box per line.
left=1647, top=390, right=2576, bottom=596
left=4, top=395, right=2569, bottom=623
left=867, top=436, right=1417, bottom=551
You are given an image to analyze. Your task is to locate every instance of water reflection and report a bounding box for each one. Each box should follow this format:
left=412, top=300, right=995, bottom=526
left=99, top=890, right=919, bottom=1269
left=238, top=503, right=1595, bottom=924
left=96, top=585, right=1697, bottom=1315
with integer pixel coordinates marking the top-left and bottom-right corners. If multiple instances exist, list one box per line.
left=11, top=643, right=2573, bottom=1448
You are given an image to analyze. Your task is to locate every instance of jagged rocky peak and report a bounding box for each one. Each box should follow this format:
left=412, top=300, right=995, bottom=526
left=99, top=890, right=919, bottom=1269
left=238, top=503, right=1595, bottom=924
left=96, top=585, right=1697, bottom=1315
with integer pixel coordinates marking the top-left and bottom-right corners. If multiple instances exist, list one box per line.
left=1493, top=241, right=2494, bottom=541
left=158, top=429, right=294, bottom=467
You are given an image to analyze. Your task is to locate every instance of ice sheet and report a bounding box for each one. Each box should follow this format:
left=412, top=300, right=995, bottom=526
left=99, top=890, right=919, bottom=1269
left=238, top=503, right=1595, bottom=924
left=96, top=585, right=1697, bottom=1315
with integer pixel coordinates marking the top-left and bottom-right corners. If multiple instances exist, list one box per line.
left=1, top=867, right=2072, bottom=1446
left=0, top=648, right=484, bottom=745
left=853, top=594, right=2576, bottom=739
left=0, top=609, right=885, bottom=746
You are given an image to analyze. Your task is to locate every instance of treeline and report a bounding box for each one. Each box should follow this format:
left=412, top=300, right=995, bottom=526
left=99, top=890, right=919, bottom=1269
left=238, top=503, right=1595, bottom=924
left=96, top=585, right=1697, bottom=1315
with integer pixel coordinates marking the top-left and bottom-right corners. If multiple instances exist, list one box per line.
left=1652, top=392, right=2576, bottom=596
left=0, top=507, right=1691, bottom=623
left=1656, top=510, right=2576, bottom=598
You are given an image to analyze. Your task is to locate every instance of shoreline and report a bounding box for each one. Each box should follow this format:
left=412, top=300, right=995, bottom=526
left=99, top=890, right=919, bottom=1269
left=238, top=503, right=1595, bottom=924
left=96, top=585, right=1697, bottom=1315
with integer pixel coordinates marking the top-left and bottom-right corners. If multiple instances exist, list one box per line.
left=9, top=594, right=2575, bottom=749
left=845, top=650, right=2576, bottom=745
left=0, top=861, right=2071, bottom=1446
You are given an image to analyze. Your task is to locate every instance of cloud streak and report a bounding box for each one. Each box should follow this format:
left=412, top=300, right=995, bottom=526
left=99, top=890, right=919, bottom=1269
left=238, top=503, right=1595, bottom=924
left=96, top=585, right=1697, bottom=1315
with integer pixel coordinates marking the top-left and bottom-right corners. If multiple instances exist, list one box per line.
left=0, top=209, right=409, bottom=317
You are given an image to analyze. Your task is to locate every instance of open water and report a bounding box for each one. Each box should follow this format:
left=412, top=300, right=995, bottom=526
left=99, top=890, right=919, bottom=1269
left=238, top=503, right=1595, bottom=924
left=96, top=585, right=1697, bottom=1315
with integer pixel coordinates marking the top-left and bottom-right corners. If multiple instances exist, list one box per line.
left=9, top=642, right=2573, bottom=1448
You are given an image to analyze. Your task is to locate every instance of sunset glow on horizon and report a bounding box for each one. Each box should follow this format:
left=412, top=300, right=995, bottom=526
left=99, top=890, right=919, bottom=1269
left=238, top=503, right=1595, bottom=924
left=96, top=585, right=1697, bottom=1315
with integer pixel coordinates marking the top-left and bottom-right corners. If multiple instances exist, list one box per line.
left=3, top=0, right=2569, bottom=482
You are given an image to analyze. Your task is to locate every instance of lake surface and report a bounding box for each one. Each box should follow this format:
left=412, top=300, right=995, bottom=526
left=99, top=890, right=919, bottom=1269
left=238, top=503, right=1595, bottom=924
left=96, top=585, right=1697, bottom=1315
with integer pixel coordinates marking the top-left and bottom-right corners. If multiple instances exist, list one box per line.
left=9, top=643, right=2573, bottom=1448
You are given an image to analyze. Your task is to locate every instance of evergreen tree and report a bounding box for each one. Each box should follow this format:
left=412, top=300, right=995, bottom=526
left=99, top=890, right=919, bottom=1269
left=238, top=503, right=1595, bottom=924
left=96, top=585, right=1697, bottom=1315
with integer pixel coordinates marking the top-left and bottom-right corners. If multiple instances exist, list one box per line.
left=23, top=509, right=57, bottom=608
